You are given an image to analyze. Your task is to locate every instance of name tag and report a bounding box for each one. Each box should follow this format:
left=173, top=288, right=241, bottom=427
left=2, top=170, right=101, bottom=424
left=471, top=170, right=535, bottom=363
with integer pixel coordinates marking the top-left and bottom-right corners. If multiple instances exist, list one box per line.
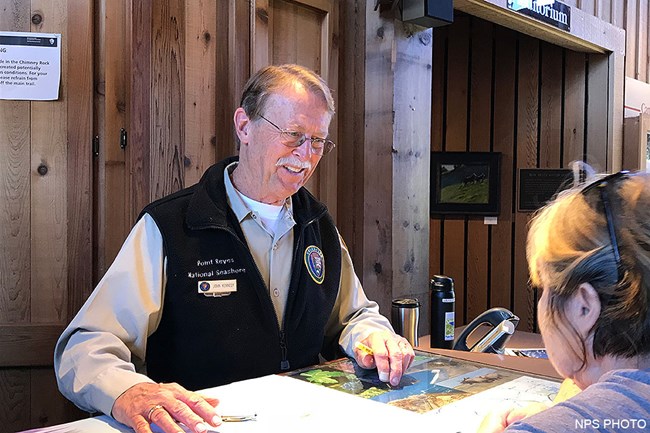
left=197, top=279, right=237, bottom=297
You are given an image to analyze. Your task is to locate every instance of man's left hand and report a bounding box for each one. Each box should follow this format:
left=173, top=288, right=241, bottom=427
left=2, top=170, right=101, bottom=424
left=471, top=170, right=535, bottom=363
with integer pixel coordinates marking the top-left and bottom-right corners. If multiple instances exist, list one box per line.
left=354, top=331, right=415, bottom=386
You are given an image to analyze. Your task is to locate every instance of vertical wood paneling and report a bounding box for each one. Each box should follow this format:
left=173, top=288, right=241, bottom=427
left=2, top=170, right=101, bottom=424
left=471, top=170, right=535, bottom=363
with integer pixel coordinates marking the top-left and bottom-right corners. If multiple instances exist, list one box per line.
left=638, top=0, right=648, bottom=81
left=151, top=0, right=184, bottom=199
left=0, top=1, right=30, bottom=324
left=215, top=1, right=250, bottom=162
left=580, top=0, right=596, bottom=16
left=586, top=54, right=610, bottom=170
left=626, top=0, right=638, bottom=78
left=362, top=1, right=394, bottom=315
left=490, top=26, right=516, bottom=310
left=514, top=35, right=539, bottom=331
left=98, top=0, right=129, bottom=276
left=563, top=50, right=586, bottom=164
left=253, top=0, right=270, bottom=71
left=184, top=1, right=217, bottom=187
left=30, top=0, right=68, bottom=323
left=611, top=0, right=625, bottom=27
left=391, top=23, right=432, bottom=319
left=0, top=369, right=29, bottom=430
left=443, top=15, right=470, bottom=324
left=30, top=368, right=75, bottom=427
left=429, top=26, right=447, bottom=281
left=66, top=0, right=94, bottom=317
left=597, top=0, right=612, bottom=22
left=466, top=18, right=492, bottom=322
left=539, top=42, right=562, bottom=168
left=129, top=0, right=152, bottom=221
left=337, top=0, right=364, bottom=266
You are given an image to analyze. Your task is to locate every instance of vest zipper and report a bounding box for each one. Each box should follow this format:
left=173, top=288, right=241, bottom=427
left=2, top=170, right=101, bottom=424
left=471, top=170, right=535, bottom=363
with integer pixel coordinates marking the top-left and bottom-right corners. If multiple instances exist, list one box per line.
left=220, top=227, right=289, bottom=371
left=199, top=211, right=325, bottom=373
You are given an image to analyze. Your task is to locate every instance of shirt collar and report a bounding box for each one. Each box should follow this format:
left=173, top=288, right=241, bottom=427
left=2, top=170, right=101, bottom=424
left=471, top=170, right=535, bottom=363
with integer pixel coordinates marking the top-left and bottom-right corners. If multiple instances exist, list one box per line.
left=224, top=161, right=293, bottom=223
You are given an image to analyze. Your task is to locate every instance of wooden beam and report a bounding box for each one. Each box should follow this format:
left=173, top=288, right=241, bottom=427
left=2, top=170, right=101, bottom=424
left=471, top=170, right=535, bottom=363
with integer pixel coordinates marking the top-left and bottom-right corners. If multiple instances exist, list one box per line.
left=0, top=325, right=65, bottom=367
left=454, top=0, right=625, bottom=55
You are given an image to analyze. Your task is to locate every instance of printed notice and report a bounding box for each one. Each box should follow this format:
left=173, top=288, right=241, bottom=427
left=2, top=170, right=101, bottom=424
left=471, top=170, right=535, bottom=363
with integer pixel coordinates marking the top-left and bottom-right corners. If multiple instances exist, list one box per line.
left=0, top=31, right=61, bottom=101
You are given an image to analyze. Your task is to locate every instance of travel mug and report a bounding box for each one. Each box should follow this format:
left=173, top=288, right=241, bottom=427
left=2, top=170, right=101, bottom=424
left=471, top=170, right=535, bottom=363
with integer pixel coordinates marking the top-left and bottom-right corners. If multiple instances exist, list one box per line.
left=391, top=298, right=420, bottom=347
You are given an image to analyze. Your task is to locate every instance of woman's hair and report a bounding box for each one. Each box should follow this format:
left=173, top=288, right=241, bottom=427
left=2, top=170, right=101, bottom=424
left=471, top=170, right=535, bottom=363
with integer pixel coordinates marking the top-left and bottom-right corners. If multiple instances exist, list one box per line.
left=239, top=64, right=335, bottom=121
left=527, top=167, right=650, bottom=364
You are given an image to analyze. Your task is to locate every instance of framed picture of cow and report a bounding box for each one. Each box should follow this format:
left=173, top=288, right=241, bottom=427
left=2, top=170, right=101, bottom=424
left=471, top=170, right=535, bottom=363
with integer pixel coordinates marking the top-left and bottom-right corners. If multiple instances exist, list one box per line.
left=430, top=151, right=501, bottom=216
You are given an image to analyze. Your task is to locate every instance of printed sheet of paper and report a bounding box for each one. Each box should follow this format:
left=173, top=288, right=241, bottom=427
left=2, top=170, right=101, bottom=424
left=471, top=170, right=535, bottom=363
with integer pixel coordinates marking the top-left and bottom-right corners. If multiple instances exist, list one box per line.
left=0, top=31, right=61, bottom=100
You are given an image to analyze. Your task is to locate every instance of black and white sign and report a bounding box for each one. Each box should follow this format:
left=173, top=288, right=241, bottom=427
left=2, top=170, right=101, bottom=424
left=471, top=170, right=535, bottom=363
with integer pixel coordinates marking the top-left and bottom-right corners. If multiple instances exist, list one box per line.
left=0, top=31, right=61, bottom=101
left=507, top=0, right=571, bottom=32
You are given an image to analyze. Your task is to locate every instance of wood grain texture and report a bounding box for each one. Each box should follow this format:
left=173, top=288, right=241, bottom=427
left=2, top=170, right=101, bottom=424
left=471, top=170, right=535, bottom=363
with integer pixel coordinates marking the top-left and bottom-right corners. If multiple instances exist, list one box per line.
left=611, top=0, right=625, bottom=28
left=626, top=0, right=638, bottom=79
left=361, top=1, right=394, bottom=316
left=466, top=18, right=492, bottom=322
left=490, top=26, right=516, bottom=310
left=66, top=0, right=94, bottom=318
left=253, top=0, right=270, bottom=71
left=215, top=0, right=250, bottom=162
left=442, top=15, right=470, bottom=324
left=337, top=0, right=365, bottom=268
left=539, top=42, right=562, bottom=168
left=0, top=0, right=31, bottom=324
left=514, top=34, right=539, bottom=332
left=597, top=0, right=612, bottom=22
left=30, top=0, right=68, bottom=324
left=638, top=0, right=648, bottom=81
left=129, top=0, right=152, bottom=221
left=563, top=50, right=586, bottom=165
left=151, top=0, right=185, bottom=199
left=0, top=324, right=64, bottom=367
left=585, top=53, right=609, bottom=170
left=99, top=0, right=129, bottom=274
left=0, top=369, right=29, bottom=431
left=184, top=0, right=217, bottom=187
left=391, top=22, right=432, bottom=310
left=429, top=25, right=447, bottom=283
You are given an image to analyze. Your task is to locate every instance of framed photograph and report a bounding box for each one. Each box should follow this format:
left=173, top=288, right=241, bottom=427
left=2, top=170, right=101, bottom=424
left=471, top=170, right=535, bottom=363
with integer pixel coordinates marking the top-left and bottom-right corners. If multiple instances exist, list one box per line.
left=430, top=151, right=501, bottom=216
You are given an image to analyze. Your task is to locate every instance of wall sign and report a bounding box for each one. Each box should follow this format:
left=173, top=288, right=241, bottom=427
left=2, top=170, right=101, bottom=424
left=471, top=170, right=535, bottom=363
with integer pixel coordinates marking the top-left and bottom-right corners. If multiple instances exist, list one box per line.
left=518, top=168, right=574, bottom=212
left=0, top=31, right=61, bottom=101
left=507, top=1, right=571, bottom=32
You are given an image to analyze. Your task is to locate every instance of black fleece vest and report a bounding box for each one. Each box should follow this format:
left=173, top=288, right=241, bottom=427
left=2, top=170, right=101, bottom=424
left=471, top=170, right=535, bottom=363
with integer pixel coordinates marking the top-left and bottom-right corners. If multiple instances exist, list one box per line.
left=142, top=157, right=342, bottom=391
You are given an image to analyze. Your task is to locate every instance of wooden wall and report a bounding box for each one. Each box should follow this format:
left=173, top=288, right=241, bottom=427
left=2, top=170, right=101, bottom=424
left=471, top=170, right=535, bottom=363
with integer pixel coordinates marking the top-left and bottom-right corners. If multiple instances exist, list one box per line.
left=0, top=0, right=92, bottom=430
left=562, top=0, right=650, bottom=83
left=429, top=14, right=613, bottom=331
left=1, top=0, right=648, bottom=429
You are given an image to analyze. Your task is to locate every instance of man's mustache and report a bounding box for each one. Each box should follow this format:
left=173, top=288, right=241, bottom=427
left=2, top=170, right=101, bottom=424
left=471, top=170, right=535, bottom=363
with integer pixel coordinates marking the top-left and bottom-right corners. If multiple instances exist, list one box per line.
left=276, top=156, right=312, bottom=170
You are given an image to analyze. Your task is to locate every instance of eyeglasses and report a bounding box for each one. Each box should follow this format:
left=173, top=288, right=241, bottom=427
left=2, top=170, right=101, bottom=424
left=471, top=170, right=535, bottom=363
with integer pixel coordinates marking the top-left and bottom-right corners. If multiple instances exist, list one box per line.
left=259, top=115, right=336, bottom=156
left=580, top=170, right=630, bottom=281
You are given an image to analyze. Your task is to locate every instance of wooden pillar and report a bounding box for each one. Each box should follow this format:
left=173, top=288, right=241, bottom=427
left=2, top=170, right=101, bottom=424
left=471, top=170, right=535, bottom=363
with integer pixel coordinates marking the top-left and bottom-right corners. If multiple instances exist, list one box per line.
left=339, top=1, right=432, bottom=331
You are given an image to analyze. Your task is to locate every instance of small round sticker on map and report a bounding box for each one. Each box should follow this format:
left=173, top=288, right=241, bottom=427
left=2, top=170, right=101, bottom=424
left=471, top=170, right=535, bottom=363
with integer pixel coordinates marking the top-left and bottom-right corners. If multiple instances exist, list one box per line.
left=304, top=245, right=325, bottom=284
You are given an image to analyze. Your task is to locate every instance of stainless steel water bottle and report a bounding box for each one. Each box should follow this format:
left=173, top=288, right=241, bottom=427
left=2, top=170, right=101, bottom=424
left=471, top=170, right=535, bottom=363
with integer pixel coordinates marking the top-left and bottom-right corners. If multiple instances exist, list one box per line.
left=429, top=275, right=455, bottom=349
left=391, top=298, right=420, bottom=347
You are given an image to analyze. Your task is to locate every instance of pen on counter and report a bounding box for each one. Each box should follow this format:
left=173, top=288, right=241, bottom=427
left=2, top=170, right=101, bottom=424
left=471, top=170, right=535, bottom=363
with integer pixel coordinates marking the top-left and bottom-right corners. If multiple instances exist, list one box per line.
left=355, top=341, right=374, bottom=356
left=221, top=414, right=257, bottom=422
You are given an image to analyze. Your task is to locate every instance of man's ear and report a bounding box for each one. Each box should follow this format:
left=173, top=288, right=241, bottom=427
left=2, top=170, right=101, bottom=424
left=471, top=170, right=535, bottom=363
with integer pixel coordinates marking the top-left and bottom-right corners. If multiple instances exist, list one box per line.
left=567, top=283, right=601, bottom=338
left=233, top=107, right=251, bottom=145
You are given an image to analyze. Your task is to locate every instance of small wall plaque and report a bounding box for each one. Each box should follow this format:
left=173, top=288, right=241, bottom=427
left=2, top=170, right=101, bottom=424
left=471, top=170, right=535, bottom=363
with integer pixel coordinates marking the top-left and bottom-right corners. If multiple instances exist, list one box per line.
left=518, top=168, right=573, bottom=212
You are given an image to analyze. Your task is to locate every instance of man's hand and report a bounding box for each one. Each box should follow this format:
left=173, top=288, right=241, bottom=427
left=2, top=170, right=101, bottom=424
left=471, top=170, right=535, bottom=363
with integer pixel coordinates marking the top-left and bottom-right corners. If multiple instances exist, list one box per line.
left=353, top=331, right=415, bottom=386
left=112, top=382, right=222, bottom=433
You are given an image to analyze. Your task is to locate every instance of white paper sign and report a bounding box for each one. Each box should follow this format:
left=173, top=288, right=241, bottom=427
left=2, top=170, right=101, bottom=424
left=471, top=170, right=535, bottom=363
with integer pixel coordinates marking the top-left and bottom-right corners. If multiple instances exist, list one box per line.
left=0, top=31, right=61, bottom=101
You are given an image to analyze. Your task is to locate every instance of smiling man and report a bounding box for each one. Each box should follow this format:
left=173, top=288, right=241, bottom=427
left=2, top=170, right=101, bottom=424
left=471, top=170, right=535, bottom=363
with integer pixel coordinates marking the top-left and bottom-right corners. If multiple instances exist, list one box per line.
left=54, top=64, right=414, bottom=433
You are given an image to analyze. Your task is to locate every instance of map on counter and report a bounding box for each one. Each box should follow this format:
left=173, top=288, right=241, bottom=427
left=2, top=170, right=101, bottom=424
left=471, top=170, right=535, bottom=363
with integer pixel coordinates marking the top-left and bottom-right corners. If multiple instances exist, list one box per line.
left=287, top=351, right=560, bottom=416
